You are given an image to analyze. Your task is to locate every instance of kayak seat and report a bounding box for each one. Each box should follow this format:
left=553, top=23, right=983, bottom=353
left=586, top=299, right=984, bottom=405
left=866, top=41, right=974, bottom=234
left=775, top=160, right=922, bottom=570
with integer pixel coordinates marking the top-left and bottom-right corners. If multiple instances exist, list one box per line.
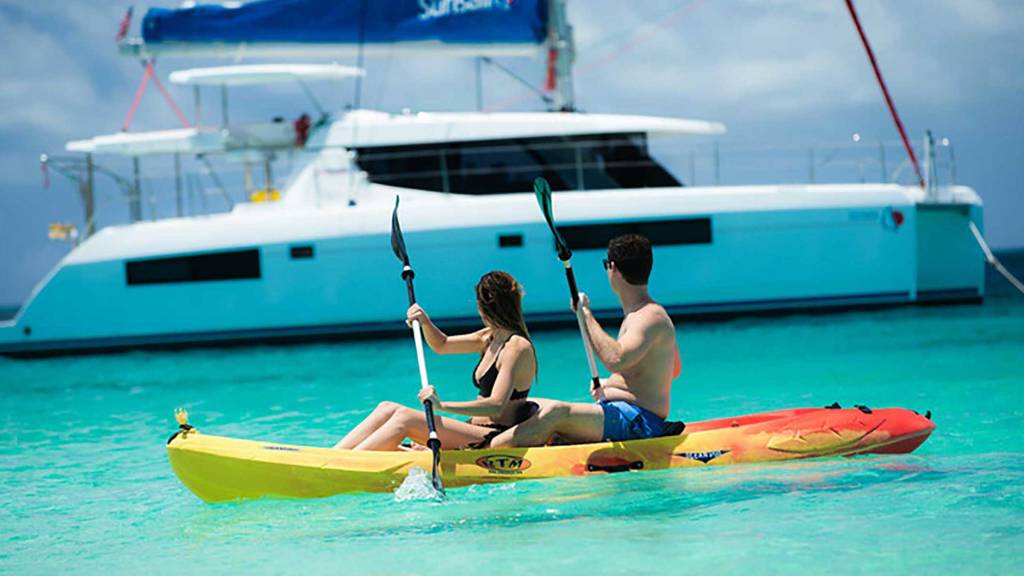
left=661, top=420, right=686, bottom=436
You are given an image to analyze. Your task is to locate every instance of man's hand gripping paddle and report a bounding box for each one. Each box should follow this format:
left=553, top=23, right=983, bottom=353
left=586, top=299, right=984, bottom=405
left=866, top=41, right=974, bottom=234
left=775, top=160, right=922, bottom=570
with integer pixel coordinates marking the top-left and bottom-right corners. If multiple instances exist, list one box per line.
left=533, top=177, right=602, bottom=392
left=390, top=196, right=445, bottom=496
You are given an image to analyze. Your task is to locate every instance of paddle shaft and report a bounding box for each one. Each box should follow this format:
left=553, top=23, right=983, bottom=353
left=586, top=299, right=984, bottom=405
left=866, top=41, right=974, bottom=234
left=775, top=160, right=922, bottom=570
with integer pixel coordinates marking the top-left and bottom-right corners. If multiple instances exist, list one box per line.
left=535, top=177, right=602, bottom=393
left=561, top=260, right=601, bottom=391
left=401, top=267, right=442, bottom=449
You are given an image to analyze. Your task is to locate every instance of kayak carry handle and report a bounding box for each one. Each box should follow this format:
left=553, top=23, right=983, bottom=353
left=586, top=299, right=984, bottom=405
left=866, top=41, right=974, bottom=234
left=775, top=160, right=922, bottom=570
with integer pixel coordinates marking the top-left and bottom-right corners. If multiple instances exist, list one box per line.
left=586, top=461, right=644, bottom=473
left=167, top=407, right=196, bottom=445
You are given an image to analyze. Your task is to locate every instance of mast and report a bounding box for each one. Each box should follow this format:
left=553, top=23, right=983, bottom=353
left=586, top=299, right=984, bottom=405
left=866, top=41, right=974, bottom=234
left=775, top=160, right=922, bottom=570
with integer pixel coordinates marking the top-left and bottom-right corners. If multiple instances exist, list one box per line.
left=549, top=0, right=575, bottom=111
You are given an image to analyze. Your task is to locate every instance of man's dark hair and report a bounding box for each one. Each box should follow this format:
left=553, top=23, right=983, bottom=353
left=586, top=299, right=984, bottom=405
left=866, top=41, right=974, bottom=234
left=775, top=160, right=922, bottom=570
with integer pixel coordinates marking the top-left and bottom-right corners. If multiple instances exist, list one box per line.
left=607, top=234, right=653, bottom=285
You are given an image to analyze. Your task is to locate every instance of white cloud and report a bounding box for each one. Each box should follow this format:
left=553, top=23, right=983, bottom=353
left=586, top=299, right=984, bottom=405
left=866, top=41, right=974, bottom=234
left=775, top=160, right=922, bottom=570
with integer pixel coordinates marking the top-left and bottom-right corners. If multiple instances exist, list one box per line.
left=0, top=19, right=104, bottom=133
left=565, top=0, right=1020, bottom=118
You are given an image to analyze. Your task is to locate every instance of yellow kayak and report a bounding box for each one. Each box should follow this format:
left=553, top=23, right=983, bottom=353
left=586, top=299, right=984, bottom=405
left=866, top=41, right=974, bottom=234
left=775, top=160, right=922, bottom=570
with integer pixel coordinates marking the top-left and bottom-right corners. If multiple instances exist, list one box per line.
left=167, top=405, right=934, bottom=502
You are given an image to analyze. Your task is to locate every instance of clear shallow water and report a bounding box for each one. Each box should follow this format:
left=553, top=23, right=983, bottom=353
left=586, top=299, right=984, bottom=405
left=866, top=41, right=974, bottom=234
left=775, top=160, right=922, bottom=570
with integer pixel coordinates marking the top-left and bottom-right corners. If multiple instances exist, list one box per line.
left=1, top=292, right=1022, bottom=574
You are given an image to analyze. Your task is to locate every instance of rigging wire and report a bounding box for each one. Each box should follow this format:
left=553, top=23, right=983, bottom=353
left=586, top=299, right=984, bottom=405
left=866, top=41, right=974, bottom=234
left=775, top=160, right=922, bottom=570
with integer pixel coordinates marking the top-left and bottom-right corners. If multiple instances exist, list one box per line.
left=844, top=0, right=924, bottom=188
left=484, top=0, right=707, bottom=112
left=121, top=60, right=191, bottom=131
left=482, top=57, right=553, bottom=106
left=575, top=0, right=706, bottom=77
left=353, top=0, right=368, bottom=110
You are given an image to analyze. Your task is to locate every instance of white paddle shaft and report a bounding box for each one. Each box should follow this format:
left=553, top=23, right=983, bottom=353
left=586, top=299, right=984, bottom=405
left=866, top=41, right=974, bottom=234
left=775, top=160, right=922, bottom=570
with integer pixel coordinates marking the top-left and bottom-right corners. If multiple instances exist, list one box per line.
left=410, top=319, right=431, bottom=390
left=575, top=304, right=600, bottom=380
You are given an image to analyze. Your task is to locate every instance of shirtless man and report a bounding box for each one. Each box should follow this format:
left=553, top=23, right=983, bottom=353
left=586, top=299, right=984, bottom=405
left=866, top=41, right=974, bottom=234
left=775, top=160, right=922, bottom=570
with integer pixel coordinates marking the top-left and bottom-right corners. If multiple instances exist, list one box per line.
left=490, top=234, right=680, bottom=447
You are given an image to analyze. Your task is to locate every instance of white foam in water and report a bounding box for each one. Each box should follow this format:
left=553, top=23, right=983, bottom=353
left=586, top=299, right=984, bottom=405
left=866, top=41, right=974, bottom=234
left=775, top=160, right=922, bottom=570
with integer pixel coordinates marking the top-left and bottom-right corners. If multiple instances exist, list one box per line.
left=393, top=466, right=444, bottom=502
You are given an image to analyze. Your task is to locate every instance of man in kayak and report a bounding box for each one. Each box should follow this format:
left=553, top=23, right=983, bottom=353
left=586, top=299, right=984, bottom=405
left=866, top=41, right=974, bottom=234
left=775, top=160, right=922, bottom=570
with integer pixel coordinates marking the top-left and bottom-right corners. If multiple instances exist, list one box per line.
left=491, top=234, right=680, bottom=447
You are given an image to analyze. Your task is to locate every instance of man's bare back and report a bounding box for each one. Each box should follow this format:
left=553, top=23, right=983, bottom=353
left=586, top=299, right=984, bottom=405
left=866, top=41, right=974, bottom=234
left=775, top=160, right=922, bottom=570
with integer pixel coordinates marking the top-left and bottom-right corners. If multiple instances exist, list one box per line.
left=593, top=301, right=677, bottom=419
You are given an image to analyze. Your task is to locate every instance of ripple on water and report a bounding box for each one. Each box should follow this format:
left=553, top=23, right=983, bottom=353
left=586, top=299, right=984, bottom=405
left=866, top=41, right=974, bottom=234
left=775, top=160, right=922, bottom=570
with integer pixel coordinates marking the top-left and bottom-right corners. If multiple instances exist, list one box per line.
left=1, top=296, right=1022, bottom=575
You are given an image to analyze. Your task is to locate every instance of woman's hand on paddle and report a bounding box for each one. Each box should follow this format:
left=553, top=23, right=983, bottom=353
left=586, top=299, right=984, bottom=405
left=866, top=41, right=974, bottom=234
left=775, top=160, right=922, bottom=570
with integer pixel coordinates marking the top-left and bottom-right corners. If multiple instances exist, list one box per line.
left=418, top=384, right=441, bottom=407
left=407, top=304, right=429, bottom=327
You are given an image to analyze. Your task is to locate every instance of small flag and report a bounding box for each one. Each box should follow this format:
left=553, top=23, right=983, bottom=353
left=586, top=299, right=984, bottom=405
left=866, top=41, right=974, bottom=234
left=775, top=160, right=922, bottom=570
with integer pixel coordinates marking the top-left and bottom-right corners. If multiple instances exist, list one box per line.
left=115, top=6, right=134, bottom=43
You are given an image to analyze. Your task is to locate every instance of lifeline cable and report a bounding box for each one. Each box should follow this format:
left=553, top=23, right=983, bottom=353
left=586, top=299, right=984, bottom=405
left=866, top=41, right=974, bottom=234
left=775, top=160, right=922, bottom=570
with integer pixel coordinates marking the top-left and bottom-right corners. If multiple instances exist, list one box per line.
left=969, top=222, right=1024, bottom=295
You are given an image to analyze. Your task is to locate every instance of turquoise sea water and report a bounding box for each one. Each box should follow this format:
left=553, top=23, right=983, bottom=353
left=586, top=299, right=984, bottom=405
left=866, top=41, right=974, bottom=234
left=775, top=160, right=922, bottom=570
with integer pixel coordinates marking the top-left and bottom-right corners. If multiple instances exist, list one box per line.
left=1, top=270, right=1022, bottom=574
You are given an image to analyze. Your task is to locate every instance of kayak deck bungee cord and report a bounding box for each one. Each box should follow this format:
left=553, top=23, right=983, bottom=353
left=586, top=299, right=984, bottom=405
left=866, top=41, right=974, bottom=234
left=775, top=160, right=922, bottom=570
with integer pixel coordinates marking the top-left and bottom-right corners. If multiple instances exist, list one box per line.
left=166, top=404, right=934, bottom=502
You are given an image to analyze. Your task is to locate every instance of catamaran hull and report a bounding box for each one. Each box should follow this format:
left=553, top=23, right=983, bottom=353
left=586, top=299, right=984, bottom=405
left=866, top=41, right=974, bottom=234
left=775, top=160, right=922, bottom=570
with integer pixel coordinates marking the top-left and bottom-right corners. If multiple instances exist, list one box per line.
left=0, top=185, right=984, bottom=357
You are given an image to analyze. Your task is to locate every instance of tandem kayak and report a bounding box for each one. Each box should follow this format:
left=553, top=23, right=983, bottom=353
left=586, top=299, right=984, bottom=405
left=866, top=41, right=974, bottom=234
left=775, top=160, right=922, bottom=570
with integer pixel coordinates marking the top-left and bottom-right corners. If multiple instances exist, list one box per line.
left=166, top=405, right=934, bottom=502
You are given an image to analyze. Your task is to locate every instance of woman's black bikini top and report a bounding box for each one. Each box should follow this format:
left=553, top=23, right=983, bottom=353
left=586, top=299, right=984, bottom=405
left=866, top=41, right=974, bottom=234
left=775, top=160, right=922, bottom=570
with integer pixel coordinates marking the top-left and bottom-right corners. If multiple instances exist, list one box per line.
left=474, top=337, right=531, bottom=401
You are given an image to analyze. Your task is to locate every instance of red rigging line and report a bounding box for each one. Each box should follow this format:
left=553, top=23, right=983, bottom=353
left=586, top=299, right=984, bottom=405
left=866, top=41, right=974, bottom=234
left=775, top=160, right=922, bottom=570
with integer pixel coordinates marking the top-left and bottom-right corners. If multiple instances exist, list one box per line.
left=844, top=0, right=925, bottom=188
left=121, top=61, right=191, bottom=133
left=121, top=62, right=154, bottom=132
left=148, top=63, right=192, bottom=128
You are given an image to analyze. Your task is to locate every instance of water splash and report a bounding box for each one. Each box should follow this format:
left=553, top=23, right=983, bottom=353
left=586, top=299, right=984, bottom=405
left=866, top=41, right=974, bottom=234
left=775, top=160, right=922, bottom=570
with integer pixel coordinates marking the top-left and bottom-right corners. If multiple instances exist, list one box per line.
left=394, top=467, right=445, bottom=502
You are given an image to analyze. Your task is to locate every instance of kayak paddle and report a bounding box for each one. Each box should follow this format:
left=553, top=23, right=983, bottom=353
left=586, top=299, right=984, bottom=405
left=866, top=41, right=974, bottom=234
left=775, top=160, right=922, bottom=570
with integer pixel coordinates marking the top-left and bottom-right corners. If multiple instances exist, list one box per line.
left=533, top=177, right=601, bottom=391
left=390, top=196, right=445, bottom=496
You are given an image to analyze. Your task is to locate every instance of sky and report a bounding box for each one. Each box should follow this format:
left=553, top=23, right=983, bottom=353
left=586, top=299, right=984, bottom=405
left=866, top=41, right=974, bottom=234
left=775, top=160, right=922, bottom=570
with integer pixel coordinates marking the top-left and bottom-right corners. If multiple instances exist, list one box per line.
left=1, top=0, right=1022, bottom=305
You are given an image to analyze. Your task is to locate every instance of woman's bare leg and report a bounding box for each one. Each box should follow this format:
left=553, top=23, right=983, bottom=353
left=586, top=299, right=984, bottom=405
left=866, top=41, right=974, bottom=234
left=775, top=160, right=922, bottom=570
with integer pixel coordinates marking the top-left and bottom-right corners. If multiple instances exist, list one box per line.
left=354, top=406, right=493, bottom=451
left=489, top=401, right=605, bottom=448
left=334, top=401, right=404, bottom=449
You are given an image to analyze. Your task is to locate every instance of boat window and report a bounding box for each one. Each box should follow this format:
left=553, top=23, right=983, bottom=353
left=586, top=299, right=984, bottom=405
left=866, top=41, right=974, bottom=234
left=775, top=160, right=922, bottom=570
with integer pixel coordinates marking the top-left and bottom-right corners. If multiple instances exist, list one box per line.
left=290, top=245, right=315, bottom=259
left=354, top=133, right=680, bottom=194
left=559, top=218, right=712, bottom=250
left=126, top=249, right=261, bottom=285
left=498, top=234, right=524, bottom=248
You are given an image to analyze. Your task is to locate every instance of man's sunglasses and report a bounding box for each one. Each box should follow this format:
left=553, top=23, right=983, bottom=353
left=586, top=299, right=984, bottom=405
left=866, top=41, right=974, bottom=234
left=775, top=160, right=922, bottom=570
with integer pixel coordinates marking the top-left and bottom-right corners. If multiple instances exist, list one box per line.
left=602, top=258, right=613, bottom=270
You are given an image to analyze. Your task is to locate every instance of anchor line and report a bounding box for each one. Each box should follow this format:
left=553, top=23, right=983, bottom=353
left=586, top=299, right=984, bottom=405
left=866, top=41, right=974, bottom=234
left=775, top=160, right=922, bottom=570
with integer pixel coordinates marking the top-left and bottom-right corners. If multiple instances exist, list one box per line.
left=969, top=221, right=1024, bottom=295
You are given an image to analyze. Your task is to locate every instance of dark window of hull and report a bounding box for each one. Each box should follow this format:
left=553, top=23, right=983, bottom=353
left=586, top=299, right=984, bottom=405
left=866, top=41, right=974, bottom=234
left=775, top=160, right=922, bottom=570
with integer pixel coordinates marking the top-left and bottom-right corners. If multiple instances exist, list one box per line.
left=290, top=245, right=314, bottom=259
left=499, top=234, right=523, bottom=248
left=126, top=249, right=261, bottom=285
left=559, top=218, right=712, bottom=250
left=354, top=132, right=680, bottom=195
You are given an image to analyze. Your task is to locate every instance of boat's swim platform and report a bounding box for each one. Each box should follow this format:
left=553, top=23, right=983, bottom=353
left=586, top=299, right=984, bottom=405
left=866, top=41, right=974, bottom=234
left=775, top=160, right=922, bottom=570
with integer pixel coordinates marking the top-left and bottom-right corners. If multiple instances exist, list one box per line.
left=166, top=405, right=935, bottom=502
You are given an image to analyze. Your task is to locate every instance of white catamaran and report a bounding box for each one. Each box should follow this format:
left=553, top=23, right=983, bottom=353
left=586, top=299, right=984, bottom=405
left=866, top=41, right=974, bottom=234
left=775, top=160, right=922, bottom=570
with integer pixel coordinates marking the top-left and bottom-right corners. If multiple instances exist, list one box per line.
left=0, top=0, right=985, bottom=357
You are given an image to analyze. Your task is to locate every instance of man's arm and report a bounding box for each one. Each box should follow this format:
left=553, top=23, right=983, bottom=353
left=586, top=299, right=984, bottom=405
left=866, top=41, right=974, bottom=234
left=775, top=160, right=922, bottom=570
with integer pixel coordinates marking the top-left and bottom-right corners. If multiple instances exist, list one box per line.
left=581, top=305, right=657, bottom=373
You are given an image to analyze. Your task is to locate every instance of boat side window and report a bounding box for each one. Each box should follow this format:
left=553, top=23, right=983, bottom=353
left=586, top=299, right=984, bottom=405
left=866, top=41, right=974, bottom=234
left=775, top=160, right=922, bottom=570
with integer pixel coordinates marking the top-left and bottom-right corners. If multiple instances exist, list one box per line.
left=125, top=249, right=261, bottom=285
left=354, top=132, right=680, bottom=194
left=560, top=218, right=712, bottom=249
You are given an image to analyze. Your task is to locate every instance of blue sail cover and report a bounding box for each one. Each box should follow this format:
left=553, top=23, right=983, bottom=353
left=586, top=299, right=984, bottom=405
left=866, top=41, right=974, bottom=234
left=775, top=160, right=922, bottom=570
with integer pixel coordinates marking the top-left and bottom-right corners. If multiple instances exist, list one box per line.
left=142, top=0, right=548, bottom=51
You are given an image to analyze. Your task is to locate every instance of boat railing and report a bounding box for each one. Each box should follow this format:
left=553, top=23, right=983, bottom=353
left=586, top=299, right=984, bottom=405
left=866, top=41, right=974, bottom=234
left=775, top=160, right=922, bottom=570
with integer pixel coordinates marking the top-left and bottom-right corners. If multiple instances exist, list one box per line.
left=42, top=134, right=958, bottom=243
left=337, top=135, right=957, bottom=192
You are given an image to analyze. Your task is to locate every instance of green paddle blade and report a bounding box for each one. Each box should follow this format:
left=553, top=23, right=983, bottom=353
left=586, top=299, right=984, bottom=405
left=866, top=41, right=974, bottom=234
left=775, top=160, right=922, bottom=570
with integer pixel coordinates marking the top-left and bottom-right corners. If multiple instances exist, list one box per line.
left=533, top=177, right=572, bottom=261
left=390, top=196, right=410, bottom=266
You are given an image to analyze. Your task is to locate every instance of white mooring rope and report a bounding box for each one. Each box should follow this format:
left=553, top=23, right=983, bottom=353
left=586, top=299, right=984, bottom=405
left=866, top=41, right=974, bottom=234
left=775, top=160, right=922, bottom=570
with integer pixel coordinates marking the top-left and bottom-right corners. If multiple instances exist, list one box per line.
left=969, top=221, right=1024, bottom=295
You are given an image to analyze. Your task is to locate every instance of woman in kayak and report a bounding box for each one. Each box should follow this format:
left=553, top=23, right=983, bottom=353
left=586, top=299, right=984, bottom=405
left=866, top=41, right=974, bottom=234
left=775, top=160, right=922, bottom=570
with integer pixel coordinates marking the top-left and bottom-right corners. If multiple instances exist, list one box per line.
left=335, top=271, right=538, bottom=451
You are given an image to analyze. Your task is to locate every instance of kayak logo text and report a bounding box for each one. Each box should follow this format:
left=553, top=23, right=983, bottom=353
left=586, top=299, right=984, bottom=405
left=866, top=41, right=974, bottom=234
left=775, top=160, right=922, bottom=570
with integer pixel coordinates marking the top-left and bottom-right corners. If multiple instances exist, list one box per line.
left=675, top=449, right=730, bottom=464
left=476, top=454, right=531, bottom=475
